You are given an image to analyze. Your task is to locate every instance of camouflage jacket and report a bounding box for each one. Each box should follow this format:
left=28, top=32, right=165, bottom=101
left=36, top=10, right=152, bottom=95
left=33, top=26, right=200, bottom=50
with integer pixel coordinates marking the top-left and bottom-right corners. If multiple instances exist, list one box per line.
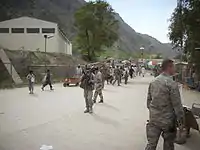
left=80, top=73, right=95, bottom=91
left=114, top=68, right=120, bottom=77
left=94, top=71, right=103, bottom=90
left=147, top=73, right=184, bottom=126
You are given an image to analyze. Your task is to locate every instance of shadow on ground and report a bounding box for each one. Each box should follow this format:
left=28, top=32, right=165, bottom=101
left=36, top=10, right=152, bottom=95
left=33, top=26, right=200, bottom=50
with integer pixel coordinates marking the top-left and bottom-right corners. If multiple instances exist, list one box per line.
left=92, top=113, right=120, bottom=127
left=30, top=93, right=39, bottom=98
left=103, top=89, right=117, bottom=93
left=97, top=103, right=120, bottom=112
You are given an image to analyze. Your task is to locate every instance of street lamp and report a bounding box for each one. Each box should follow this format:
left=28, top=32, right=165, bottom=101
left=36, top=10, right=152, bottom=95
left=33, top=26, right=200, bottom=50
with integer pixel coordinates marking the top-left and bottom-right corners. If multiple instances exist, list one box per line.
left=140, top=47, right=144, bottom=63
left=44, top=35, right=54, bottom=70
left=148, top=45, right=153, bottom=60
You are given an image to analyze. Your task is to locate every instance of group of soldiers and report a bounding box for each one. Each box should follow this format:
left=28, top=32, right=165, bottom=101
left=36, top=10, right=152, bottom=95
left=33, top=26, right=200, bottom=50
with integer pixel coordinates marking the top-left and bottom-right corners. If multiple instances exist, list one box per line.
left=79, top=66, right=104, bottom=114
left=101, top=64, right=146, bottom=86
left=79, top=63, right=145, bottom=114
left=80, top=59, right=195, bottom=150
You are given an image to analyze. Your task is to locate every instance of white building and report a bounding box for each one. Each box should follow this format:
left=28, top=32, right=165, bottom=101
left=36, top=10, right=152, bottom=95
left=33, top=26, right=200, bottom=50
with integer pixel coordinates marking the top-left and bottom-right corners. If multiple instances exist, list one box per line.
left=0, top=16, right=72, bottom=55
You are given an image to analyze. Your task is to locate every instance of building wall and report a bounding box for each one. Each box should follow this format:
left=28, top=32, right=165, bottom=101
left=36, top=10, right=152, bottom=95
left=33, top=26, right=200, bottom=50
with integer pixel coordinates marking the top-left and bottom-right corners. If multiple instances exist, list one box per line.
left=57, top=31, right=67, bottom=54
left=56, top=29, right=72, bottom=55
left=0, top=17, right=58, bottom=53
left=68, top=43, right=72, bottom=55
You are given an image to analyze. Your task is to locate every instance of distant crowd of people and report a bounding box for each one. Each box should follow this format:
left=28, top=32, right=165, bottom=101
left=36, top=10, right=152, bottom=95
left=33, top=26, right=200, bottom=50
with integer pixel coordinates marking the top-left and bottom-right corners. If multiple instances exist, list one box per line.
left=78, top=64, right=146, bottom=114
left=26, top=64, right=146, bottom=106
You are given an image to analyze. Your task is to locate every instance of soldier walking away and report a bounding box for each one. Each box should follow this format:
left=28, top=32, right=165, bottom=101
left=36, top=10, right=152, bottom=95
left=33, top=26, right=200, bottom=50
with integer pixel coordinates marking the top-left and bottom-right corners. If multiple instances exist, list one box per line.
left=80, top=68, right=95, bottom=114
left=124, top=70, right=129, bottom=84
left=138, top=66, right=142, bottom=76
left=109, top=66, right=114, bottom=84
left=93, top=67, right=104, bottom=103
left=100, top=64, right=108, bottom=89
left=119, top=66, right=123, bottom=83
left=26, top=70, right=35, bottom=94
left=112, top=66, right=120, bottom=86
left=145, top=59, right=184, bottom=150
left=42, top=69, right=53, bottom=91
left=105, top=66, right=112, bottom=85
left=133, top=65, right=137, bottom=77
left=141, top=66, right=146, bottom=77
left=129, top=66, right=134, bottom=79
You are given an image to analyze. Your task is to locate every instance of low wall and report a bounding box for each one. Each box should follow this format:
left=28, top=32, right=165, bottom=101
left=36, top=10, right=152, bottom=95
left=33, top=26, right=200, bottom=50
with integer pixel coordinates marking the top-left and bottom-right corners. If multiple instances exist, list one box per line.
left=28, top=65, right=76, bottom=83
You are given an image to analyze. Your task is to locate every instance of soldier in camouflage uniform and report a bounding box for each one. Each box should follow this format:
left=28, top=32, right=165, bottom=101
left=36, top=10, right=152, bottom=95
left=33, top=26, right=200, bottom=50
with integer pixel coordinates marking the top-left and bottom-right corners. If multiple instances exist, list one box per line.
left=145, top=59, right=184, bottom=150
left=80, top=68, right=95, bottom=114
left=112, top=66, right=121, bottom=86
left=93, top=67, right=104, bottom=103
left=100, top=64, right=108, bottom=89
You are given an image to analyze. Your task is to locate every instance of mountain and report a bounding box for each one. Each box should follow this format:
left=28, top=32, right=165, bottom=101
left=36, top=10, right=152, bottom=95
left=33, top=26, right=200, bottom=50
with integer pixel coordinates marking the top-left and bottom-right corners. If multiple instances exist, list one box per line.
left=115, top=14, right=176, bottom=57
left=0, top=0, right=176, bottom=58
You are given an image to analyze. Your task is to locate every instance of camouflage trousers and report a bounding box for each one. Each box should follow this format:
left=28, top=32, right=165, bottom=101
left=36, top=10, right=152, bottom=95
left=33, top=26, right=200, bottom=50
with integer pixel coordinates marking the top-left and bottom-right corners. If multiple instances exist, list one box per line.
left=28, top=81, right=34, bottom=93
left=112, top=76, right=120, bottom=86
left=102, top=78, right=105, bottom=89
left=93, top=84, right=103, bottom=102
left=145, top=122, right=176, bottom=150
left=84, top=90, right=93, bottom=109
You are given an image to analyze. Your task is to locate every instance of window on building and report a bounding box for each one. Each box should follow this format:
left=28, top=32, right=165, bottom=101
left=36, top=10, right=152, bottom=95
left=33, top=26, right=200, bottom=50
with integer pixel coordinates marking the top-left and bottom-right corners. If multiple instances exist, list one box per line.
left=42, top=28, right=55, bottom=33
left=12, top=28, right=24, bottom=33
left=26, top=28, right=40, bottom=33
left=0, top=28, right=9, bottom=33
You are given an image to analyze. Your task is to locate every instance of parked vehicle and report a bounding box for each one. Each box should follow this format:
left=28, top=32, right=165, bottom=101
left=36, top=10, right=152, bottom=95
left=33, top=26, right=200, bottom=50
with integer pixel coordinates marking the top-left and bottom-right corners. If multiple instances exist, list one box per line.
left=63, top=75, right=80, bottom=87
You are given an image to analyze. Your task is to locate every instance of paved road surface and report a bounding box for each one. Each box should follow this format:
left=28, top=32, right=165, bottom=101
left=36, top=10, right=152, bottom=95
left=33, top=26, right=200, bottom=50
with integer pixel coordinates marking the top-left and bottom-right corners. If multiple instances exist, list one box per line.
left=0, top=76, right=199, bottom=150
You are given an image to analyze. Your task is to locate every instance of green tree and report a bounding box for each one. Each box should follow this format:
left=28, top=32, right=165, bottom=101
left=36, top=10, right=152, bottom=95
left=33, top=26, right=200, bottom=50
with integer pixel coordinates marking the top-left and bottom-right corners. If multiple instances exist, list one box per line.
left=169, top=0, right=200, bottom=79
left=74, top=0, right=119, bottom=61
left=169, top=0, right=200, bottom=62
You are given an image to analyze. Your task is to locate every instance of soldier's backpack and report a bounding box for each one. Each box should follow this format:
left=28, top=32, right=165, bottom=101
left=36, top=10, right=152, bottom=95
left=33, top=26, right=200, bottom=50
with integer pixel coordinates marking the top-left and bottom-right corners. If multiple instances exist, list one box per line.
left=80, top=74, right=92, bottom=89
left=80, top=75, right=88, bottom=89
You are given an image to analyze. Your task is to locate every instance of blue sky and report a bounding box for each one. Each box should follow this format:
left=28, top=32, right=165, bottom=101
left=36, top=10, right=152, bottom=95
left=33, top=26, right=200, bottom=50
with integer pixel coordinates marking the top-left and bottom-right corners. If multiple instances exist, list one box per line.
left=86, top=0, right=177, bottom=43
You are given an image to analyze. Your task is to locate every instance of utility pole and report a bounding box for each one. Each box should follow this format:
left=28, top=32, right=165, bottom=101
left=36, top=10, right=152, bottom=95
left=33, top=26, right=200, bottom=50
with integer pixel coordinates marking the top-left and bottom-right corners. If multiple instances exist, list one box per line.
left=140, top=47, right=144, bottom=63
left=44, top=35, right=47, bottom=71
left=44, top=35, right=54, bottom=71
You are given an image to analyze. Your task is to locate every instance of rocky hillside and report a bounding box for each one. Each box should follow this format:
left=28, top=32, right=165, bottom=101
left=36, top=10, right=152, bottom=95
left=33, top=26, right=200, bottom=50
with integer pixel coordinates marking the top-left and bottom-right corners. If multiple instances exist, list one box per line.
left=0, top=0, right=176, bottom=58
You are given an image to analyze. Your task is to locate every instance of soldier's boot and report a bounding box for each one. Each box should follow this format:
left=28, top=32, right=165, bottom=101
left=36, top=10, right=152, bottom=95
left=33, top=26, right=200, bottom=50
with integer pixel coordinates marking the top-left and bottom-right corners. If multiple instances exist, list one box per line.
left=98, top=96, right=104, bottom=103
left=89, top=107, right=93, bottom=114
left=84, top=108, right=90, bottom=113
left=99, top=100, right=103, bottom=103
left=98, top=91, right=104, bottom=103
left=93, top=91, right=98, bottom=103
left=186, top=127, right=191, bottom=138
left=93, top=97, right=96, bottom=103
